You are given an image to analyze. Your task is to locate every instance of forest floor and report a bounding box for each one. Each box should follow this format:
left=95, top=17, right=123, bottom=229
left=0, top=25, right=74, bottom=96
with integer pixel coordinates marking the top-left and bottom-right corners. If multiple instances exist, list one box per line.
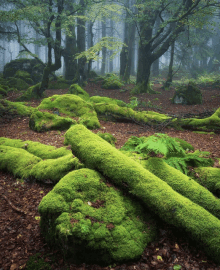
left=1, top=81, right=220, bottom=270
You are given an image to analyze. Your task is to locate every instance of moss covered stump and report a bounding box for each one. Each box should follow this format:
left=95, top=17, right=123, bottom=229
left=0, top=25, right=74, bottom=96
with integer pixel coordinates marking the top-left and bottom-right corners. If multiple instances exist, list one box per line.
left=64, top=124, right=220, bottom=265
left=38, top=168, right=158, bottom=264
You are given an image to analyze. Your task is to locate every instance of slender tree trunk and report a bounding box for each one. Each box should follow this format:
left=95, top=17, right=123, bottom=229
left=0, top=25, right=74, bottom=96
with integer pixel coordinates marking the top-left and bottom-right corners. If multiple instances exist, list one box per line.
left=64, top=1, right=77, bottom=81
left=109, top=18, right=114, bottom=73
left=77, top=0, right=86, bottom=85
left=163, top=41, right=175, bottom=89
left=101, top=20, right=106, bottom=75
left=87, top=21, right=94, bottom=76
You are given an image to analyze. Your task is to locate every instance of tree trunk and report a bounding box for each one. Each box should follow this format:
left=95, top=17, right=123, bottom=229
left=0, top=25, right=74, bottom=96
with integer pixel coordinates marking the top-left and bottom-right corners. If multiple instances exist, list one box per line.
left=163, top=41, right=175, bottom=90
left=101, top=20, right=106, bottom=75
left=76, top=0, right=86, bottom=85
left=109, top=18, right=114, bottom=73
left=36, top=0, right=63, bottom=97
left=87, top=21, right=94, bottom=76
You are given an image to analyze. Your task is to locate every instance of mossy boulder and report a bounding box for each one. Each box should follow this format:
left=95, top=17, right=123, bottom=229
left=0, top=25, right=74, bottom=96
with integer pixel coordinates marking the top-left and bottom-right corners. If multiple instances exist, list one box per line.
left=64, top=124, right=220, bottom=265
left=15, top=70, right=33, bottom=85
left=38, top=168, right=158, bottom=264
left=101, top=74, right=124, bottom=89
left=6, top=77, right=29, bottom=91
left=38, top=94, right=100, bottom=129
left=68, top=84, right=90, bottom=100
left=48, top=76, right=70, bottom=89
left=172, top=82, right=202, bottom=105
left=0, top=100, right=35, bottom=118
left=29, top=110, right=76, bottom=132
left=3, top=58, right=44, bottom=83
left=88, top=70, right=98, bottom=78
left=0, top=86, right=7, bottom=97
left=16, top=83, right=42, bottom=101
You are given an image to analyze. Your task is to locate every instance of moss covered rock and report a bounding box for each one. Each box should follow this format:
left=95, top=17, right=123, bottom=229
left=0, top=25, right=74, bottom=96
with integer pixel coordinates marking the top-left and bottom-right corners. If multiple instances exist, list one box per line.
left=6, top=77, right=29, bottom=91
left=172, top=82, right=202, bottom=105
left=68, top=84, right=90, bottom=100
left=38, top=168, right=158, bottom=264
left=15, top=70, right=33, bottom=85
left=0, top=100, right=35, bottom=118
left=16, top=83, right=42, bottom=101
left=38, top=94, right=100, bottom=129
left=29, top=110, right=76, bottom=132
left=3, top=58, right=44, bottom=83
left=101, top=74, right=124, bottom=89
left=64, top=124, right=220, bottom=265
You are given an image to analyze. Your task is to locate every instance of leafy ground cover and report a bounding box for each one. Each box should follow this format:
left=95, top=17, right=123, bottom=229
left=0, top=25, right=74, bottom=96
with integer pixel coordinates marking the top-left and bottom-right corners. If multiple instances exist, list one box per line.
left=1, top=80, right=220, bottom=270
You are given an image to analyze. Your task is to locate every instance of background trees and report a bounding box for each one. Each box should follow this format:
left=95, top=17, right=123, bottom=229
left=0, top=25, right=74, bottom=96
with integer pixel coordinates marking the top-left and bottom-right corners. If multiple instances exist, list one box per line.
left=0, top=0, right=220, bottom=95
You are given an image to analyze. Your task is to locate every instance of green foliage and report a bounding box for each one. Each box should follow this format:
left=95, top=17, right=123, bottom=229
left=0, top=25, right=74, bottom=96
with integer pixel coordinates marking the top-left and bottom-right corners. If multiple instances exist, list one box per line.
left=101, top=74, right=124, bottom=90
left=134, top=133, right=186, bottom=158
left=97, top=132, right=117, bottom=146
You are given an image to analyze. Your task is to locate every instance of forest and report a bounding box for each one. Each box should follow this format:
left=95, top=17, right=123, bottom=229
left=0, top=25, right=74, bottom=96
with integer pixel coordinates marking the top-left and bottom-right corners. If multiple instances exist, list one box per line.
left=1, top=0, right=220, bottom=269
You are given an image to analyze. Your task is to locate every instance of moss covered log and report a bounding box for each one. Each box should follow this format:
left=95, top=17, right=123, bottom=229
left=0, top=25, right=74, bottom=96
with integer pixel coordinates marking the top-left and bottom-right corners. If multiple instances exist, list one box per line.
left=38, top=168, right=158, bottom=264
left=0, top=143, right=83, bottom=183
left=64, top=124, right=220, bottom=264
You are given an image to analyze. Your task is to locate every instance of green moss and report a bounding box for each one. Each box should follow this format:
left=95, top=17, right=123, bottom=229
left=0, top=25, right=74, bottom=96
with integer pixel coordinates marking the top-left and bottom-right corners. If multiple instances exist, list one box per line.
left=48, top=80, right=69, bottom=89
left=38, top=94, right=100, bottom=129
left=93, top=103, right=170, bottom=125
left=15, top=70, right=33, bottom=85
left=26, top=253, right=51, bottom=270
left=101, top=74, right=124, bottom=89
left=0, top=87, right=7, bottom=96
left=64, top=124, right=220, bottom=265
left=0, top=99, right=35, bottom=117
left=0, top=145, right=41, bottom=178
left=131, top=82, right=159, bottom=94
left=16, top=83, right=42, bottom=101
left=141, top=157, right=220, bottom=220
left=0, top=143, right=83, bottom=183
left=192, top=167, right=220, bottom=197
left=6, top=77, right=29, bottom=90
left=90, top=96, right=127, bottom=107
left=0, top=137, right=71, bottom=159
left=38, top=168, right=157, bottom=264
left=180, top=107, right=220, bottom=131
left=29, top=110, right=76, bottom=132
left=97, top=132, right=117, bottom=146
left=68, top=84, right=90, bottom=101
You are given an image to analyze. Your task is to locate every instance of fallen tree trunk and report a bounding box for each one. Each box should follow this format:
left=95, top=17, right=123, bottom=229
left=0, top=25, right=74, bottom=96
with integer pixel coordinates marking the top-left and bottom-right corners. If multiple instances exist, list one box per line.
left=64, top=124, right=220, bottom=264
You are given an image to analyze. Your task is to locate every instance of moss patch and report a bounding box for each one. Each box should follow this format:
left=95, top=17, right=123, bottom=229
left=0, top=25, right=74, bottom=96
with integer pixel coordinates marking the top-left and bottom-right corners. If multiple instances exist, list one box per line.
left=90, top=96, right=127, bottom=107
left=38, top=168, right=158, bottom=264
left=38, top=94, right=100, bottom=129
left=96, top=132, right=117, bottom=146
left=0, top=99, right=35, bottom=118
left=68, top=84, right=90, bottom=101
left=101, top=74, right=124, bottom=89
left=29, top=110, right=76, bottom=132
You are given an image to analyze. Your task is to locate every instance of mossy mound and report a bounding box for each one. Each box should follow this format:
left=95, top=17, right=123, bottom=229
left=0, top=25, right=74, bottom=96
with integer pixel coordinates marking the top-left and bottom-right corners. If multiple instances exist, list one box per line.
left=64, top=124, right=220, bottom=265
left=131, top=82, right=158, bottom=94
left=48, top=77, right=70, bottom=89
left=3, top=58, right=44, bottom=83
left=97, top=132, right=117, bottom=146
left=68, top=84, right=90, bottom=101
left=172, top=82, right=202, bottom=105
left=0, top=144, right=84, bottom=183
left=90, top=96, right=127, bottom=107
left=15, top=70, right=33, bottom=85
left=38, top=94, right=100, bottom=129
left=101, top=74, right=124, bottom=89
left=0, top=99, right=35, bottom=118
left=0, top=86, right=7, bottom=97
left=6, top=77, right=29, bottom=91
left=29, top=110, right=76, bottom=132
left=0, top=137, right=71, bottom=159
left=192, top=167, right=220, bottom=197
left=88, top=70, right=98, bottom=78
left=16, top=83, right=42, bottom=101
left=38, top=168, right=158, bottom=264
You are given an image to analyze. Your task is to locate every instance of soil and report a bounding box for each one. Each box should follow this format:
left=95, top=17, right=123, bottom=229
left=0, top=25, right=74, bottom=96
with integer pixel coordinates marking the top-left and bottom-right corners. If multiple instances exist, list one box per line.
left=1, top=81, right=220, bottom=270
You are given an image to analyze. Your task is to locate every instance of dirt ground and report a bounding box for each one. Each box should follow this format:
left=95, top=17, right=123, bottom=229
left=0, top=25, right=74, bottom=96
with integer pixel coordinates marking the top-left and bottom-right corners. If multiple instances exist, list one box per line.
left=1, top=81, right=220, bottom=270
